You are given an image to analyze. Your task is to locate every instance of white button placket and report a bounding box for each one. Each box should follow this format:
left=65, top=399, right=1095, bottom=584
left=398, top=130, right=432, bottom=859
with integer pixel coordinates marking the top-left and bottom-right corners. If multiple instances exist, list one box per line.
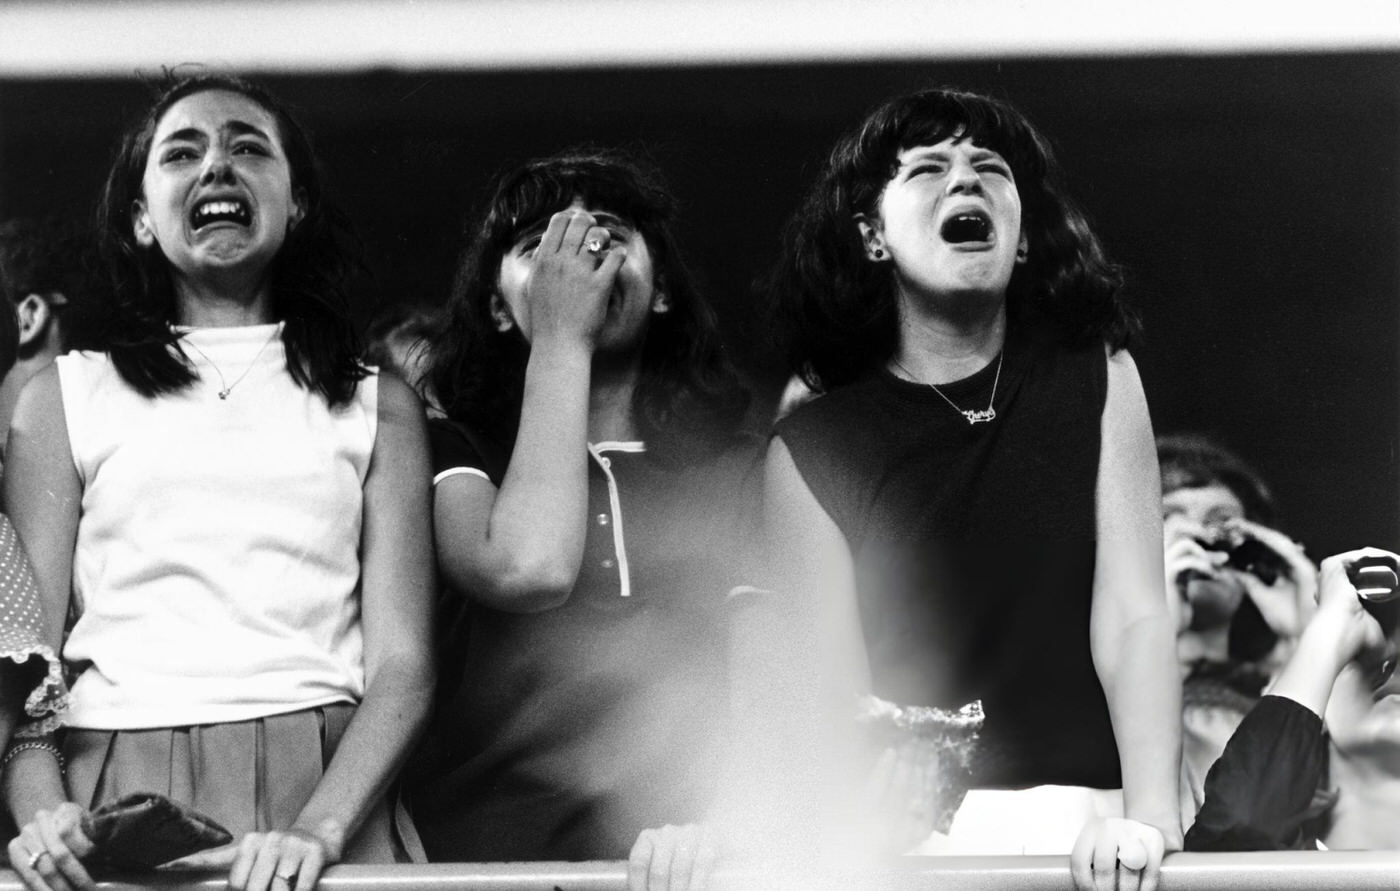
left=588, top=443, right=642, bottom=597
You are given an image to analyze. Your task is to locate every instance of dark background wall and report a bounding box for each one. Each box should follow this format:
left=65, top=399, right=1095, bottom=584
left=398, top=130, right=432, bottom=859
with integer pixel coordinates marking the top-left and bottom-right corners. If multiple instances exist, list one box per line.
left=2, top=51, right=1397, bottom=556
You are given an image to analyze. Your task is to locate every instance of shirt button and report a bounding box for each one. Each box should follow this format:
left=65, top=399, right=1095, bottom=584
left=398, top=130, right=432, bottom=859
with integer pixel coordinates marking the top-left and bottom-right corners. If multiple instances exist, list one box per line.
left=599, top=456, right=611, bottom=468
left=596, top=513, right=610, bottom=526
left=601, top=558, right=616, bottom=569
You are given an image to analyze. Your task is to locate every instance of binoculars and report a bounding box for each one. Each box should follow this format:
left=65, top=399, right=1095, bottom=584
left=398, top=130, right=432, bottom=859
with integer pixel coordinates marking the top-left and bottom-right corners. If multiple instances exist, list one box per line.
left=1349, top=555, right=1399, bottom=633
left=1196, top=526, right=1289, bottom=586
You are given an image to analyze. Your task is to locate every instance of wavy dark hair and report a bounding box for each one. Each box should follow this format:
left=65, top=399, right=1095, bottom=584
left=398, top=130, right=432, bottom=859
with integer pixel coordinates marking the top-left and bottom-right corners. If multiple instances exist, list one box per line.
left=94, top=73, right=365, bottom=406
left=0, top=296, right=16, bottom=380
left=427, top=148, right=749, bottom=463
left=1157, top=433, right=1278, bottom=526
left=767, top=87, right=1139, bottom=390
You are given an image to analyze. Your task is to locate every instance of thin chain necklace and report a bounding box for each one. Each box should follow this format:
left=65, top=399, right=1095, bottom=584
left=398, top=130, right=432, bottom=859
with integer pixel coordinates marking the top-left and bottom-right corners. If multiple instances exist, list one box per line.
left=177, top=325, right=281, bottom=400
left=892, top=351, right=1004, bottom=425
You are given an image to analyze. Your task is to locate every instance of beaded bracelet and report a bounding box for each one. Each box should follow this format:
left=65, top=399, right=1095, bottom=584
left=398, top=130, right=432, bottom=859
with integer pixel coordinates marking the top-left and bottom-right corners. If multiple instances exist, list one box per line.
left=1, top=740, right=66, bottom=777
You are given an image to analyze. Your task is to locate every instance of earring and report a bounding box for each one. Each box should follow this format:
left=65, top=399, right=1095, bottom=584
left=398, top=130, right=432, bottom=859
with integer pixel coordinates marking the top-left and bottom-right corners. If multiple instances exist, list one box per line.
left=489, top=296, right=514, bottom=332
left=1016, top=248, right=1028, bottom=262
left=873, top=249, right=885, bottom=259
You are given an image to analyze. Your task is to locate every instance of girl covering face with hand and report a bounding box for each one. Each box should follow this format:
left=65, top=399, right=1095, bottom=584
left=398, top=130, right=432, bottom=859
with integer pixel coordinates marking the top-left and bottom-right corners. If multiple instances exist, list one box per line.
left=403, top=150, right=757, bottom=891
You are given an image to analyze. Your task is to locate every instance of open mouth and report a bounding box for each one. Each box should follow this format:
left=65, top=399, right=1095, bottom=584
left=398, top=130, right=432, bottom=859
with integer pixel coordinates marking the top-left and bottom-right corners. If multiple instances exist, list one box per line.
left=940, top=211, right=993, bottom=244
left=191, top=198, right=252, bottom=230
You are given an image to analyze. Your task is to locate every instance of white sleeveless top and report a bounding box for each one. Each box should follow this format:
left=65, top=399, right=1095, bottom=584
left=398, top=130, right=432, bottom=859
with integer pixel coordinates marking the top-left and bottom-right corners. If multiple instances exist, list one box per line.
left=57, top=323, right=378, bottom=729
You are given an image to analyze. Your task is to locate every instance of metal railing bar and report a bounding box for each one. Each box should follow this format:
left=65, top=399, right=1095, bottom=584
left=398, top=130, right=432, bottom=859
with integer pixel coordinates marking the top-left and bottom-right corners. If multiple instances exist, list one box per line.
left=0, top=851, right=1395, bottom=891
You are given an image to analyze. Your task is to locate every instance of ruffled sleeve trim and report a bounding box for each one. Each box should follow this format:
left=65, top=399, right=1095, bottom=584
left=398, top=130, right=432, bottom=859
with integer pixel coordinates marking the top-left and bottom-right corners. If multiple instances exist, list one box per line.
left=0, top=515, right=69, bottom=735
left=7, top=644, right=68, bottom=736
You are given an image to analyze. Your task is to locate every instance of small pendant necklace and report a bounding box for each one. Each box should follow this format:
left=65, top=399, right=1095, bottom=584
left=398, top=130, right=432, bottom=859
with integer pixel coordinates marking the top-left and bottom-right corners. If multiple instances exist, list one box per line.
left=177, top=325, right=281, bottom=400
left=893, top=351, right=1004, bottom=425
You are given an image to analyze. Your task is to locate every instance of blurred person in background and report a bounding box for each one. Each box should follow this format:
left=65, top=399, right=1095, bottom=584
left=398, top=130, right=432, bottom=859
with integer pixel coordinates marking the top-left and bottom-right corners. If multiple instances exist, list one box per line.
left=1186, top=548, right=1400, bottom=850
left=364, top=302, right=440, bottom=405
left=0, top=294, right=66, bottom=760
left=0, top=217, right=95, bottom=457
left=1158, top=434, right=1315, bottom=824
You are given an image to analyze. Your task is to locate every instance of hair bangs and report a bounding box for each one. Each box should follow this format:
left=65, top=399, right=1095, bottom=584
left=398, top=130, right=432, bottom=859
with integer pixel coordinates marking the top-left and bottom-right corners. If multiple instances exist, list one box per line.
left=1157, top=433, right=1277, bottom=525
left=431, top=147, right=748, bottom=463
left=768, top=86, right=1137, bottom=391
left=483, top=154, right=672, bottom=258
left=888, top=91, right=1047, bottom=187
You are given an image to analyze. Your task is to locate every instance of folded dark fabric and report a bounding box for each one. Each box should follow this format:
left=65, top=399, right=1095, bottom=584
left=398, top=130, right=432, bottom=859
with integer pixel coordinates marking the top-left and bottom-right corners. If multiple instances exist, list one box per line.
left=82, top=792, right=232, bottom=870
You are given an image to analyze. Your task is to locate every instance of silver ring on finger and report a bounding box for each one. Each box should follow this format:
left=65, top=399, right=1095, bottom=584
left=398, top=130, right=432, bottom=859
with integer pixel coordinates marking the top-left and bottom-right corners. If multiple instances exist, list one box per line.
left=26, top=849, right=45, bottom=870
left=585, top=237, right=605, bottom=255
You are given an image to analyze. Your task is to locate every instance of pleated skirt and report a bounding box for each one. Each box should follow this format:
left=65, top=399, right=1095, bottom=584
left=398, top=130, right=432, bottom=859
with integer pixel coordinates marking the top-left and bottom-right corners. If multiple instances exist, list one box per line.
left=63, top=703, right=403, bottom=862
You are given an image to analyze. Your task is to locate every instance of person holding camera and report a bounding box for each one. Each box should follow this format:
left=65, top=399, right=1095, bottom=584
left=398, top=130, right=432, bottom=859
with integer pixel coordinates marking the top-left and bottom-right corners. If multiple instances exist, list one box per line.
left=1157, top=435, right=1317, bottom=821
left=1160, top=435, right=1316, bottom=667
left=1186, top=548, right=1400, bottom=850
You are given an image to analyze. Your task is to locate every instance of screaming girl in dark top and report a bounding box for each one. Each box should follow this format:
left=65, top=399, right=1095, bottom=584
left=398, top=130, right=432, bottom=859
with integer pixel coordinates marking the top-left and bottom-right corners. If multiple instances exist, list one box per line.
left=764, top=87, right=1181, bottom=891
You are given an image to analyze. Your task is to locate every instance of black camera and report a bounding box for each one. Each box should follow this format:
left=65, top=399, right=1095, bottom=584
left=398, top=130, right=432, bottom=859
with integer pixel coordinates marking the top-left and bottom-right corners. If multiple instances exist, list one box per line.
left=1195, top=525, right=1290, bottom=586
left=1347, top=554, right=1400, bottom=639
left=1344, top=555, right=1399, bottom=687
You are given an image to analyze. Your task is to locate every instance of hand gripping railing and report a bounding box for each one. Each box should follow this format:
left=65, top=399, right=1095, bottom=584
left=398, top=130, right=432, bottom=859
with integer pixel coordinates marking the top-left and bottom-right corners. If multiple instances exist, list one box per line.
left=0, top=852, right=1397, bottom=890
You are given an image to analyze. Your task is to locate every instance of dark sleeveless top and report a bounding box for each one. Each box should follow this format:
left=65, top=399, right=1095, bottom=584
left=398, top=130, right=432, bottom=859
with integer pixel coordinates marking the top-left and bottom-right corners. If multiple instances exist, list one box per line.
left=774, top=322, right=1121, bottom=790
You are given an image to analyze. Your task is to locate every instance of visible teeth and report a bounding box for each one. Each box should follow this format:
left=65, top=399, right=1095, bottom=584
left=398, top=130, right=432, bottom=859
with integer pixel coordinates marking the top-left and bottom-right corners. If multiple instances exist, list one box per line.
left=191, top=199, right=251, bottom=230
left=197, top=201, right=241, bottom=217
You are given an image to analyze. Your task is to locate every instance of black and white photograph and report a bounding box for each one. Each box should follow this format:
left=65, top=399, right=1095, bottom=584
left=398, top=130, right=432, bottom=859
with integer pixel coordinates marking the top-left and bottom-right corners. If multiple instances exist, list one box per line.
left=0, top=3, right=1397, bottom=889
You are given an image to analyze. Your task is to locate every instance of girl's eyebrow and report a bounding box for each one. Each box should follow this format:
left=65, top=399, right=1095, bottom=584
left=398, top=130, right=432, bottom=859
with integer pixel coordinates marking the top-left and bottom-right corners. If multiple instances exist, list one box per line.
left=225, top=120, right=271, bottom=140
left=966, top=147, right=1008, bottom=163
left=155, top=120, right=272, bottom=147
left=156, top=127, right=208, bottom=146
left=899, top=147, right=951, bottom=165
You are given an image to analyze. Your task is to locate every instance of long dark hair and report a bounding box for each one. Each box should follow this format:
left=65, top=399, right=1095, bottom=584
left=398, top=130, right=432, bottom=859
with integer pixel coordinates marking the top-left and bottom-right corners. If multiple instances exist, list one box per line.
left=767, top=87, right=1138, bottom=390
left=0, top=298, right=16, bottom=380
left=428, top=148, right=749, bottom=463
left=94, top=73, right=365, bottom=406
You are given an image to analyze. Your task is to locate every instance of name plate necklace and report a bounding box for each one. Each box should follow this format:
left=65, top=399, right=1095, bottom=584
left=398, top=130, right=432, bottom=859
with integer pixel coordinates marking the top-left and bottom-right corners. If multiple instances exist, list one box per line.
left=893, top=350, right=1004, bottom=425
